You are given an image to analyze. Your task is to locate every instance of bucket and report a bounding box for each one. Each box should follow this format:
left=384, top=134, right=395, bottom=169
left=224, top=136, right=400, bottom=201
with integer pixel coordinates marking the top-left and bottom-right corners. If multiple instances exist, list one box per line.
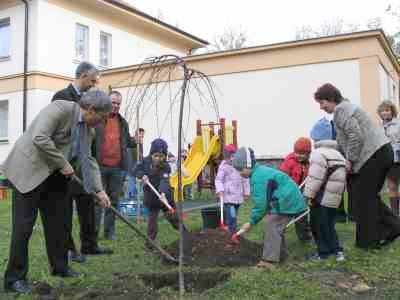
left=118, top=199, right=148, bottom=219
left=201, top=206, right=221, bottom=229
left=0, top=175, right=9, bottom=201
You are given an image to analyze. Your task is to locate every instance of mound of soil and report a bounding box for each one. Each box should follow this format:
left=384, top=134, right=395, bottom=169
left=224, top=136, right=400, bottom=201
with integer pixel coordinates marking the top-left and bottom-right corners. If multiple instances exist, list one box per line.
left=139, top=270, right=231, bottom=293
left=165, top=228, right=263, bottom=267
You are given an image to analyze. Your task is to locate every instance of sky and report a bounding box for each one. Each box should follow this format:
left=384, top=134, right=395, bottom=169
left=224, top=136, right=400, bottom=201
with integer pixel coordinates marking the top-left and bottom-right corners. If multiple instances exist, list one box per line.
left=126, top=0, right=399, bottom=47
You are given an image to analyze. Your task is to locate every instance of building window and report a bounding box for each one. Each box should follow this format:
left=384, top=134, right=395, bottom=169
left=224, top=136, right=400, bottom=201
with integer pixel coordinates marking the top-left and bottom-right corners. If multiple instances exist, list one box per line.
left=75, top=23, right=89, bottom=61
left=0, top=101, right=8, bottom=140
left=99, top=31, right=112, bottom=67
left=0, top=18, right=11, bottom=58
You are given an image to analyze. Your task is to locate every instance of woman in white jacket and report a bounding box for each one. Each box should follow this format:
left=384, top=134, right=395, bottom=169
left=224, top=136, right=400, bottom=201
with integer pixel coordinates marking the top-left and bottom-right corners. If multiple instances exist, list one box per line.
left=377, top=101, right=400, bottom=215
left=304, top=118, right=347, bottom=261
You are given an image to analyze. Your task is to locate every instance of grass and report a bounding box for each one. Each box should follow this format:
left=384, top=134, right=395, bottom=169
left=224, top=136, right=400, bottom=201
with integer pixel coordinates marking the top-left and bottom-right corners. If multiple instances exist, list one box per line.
left=1, top=193, right=400, bottom=299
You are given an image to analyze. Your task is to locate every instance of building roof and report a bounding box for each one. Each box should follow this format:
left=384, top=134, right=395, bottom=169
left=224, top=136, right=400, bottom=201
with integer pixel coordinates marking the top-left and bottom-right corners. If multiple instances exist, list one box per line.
left=186, top=29, right=399, bottom=71
left=103, top=29, right=400, bottom=76
left=102, top=0, right=209, bottom=48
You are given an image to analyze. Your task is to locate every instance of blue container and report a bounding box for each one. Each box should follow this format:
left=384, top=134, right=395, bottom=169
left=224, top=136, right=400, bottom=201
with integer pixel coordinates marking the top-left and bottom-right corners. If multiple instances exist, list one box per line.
left=118, top=199, right=148, bottom=219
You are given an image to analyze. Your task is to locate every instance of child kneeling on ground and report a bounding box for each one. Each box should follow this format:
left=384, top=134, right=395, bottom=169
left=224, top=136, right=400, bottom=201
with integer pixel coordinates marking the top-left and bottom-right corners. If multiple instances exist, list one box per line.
left=304, top=118, right=347, bottom=262
left=234, top=147, right=307, bottom=270
left=134, top=138, right=191, bottom=257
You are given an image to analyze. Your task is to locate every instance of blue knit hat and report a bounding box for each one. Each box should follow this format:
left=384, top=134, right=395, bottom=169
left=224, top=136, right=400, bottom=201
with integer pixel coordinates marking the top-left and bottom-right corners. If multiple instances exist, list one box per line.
left=149, top=138, right=168, bottom=155
left=232, top=147, right=256, bottom=171
left=310, top=118, right=335, bottom=142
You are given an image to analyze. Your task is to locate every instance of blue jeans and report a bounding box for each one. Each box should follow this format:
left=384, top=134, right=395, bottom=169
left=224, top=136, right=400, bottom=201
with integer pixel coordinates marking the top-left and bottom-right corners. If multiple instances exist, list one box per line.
left=95, top=166, right=125, bottom=238
left=224, top=203, right=240, bottom=234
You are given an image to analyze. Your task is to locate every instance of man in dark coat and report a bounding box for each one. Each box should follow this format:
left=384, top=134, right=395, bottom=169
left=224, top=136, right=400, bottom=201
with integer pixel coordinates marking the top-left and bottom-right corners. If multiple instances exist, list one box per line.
left=52, top=62, right=112, bottom=263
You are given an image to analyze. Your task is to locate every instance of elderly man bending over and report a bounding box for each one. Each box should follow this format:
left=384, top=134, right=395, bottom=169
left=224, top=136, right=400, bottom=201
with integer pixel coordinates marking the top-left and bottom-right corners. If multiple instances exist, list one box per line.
left=2, top=90, right=112, bottom=294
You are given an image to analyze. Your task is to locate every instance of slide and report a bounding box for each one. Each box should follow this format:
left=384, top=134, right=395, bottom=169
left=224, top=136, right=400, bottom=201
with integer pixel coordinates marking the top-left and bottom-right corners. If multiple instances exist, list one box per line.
left=170, top=135, right=221, bottom=201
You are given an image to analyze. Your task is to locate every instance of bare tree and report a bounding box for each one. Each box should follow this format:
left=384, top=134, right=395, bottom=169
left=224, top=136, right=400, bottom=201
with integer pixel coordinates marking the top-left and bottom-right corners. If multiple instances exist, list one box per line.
left=366, top=17, right=382, bottom=30
left=210, top=27, right=248, bottom=51
left=295, top=18, right=360, bottom=40
left=386, top=3, right=400, bottom=56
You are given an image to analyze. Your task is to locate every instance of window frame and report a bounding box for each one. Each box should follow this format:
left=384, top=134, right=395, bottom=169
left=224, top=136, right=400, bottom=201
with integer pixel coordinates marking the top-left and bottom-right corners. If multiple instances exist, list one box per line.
left=75, top=23, right=89, bottom=62
left=0, top=100, right=9, bottom=142
left=0, top=17, right=11, bottom=59
left=99, top=31, right=112, bottom=67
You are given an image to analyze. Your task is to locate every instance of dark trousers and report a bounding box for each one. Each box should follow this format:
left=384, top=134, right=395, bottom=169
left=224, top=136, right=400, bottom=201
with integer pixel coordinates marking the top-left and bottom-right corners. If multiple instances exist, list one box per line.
left=346, top=174, right=356, bottom=221
left=146, top=206, right=192, bottom=256
left=336, top=195, right=348, bottom=222
left=66, top=181, right=98, bottom=253
left=310, top=204, right=342, bottom=257
left=95, top=166, right=124, bottom=238
left=350, top=144, right=400, bottom=249
left=4, top=173, right=69, bottom=287
left=147, top=208, right=180, bottom=240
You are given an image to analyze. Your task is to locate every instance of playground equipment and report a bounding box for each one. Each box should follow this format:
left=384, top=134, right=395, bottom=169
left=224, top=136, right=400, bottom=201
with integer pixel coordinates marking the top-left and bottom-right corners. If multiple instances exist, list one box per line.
left=169, top=118, right=238, bottom=201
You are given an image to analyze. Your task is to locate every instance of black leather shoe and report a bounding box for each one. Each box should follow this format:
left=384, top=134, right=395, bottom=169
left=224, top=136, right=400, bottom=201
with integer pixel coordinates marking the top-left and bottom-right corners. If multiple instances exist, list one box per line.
left=82, top=246, right=113, bottom=255
left=5, top=280, right=31, bottom=294
left=52, top=268, right=82, bottom=278
left=68, top=250, right=86, bottom=263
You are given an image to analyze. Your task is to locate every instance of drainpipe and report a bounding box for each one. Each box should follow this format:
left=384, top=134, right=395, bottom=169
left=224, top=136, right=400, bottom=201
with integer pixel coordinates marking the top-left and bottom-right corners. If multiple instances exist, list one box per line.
left=21, top=0, right=29, bottom=132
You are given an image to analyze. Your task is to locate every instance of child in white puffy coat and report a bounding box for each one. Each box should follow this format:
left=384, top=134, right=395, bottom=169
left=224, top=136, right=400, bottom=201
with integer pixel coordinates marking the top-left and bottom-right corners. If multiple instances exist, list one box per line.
left=304, top=118, right=347, bottom=262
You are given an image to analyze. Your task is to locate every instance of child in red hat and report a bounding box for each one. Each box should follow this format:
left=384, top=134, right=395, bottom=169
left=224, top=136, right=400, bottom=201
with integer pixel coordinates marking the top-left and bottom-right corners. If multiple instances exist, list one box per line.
left=279, top=137, right=312, bottom=242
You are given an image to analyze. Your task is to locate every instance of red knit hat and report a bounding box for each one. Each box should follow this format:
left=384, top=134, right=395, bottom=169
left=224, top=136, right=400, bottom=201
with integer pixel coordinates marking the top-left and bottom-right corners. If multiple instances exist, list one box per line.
left=224, top=144, right=237, bottom=153
left=294, top=137, right=312, bottom=154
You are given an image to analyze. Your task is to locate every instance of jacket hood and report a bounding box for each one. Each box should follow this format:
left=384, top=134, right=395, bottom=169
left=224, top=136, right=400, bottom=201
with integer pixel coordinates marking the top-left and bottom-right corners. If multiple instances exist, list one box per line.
left=314, top=140, right=339, bottom=150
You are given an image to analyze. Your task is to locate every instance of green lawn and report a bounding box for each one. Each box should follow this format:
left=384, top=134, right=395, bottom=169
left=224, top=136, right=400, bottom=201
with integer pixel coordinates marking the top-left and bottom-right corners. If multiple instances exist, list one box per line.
left=1, top=195, right=400, bottom=300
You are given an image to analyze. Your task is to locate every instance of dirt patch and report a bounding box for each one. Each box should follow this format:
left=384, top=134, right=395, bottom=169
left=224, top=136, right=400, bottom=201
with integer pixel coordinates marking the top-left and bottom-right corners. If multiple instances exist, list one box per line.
left=165, top=228, right=263, bottom=267
left=139, top=270, right=231, bottom=293
left=303, top=269, right=380, bottom=299
left=29, top=276, right=160, bottom=300
left=32, top=282, right=58, bottom=300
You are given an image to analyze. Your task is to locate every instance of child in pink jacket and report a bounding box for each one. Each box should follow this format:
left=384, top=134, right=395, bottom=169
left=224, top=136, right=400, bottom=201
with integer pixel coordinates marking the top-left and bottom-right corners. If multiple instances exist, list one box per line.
left=215, top=144, right=250, bottom=234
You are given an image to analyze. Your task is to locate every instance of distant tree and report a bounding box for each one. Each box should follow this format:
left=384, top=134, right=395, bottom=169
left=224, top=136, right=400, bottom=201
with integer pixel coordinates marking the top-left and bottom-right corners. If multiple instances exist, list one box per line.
left=295, top=18, right=360, bottom=40
left=210, top=27, right=248, bottom=51
left=295, top=16, right=400, bottom=56
left=386, top=3, right=400, bottom=56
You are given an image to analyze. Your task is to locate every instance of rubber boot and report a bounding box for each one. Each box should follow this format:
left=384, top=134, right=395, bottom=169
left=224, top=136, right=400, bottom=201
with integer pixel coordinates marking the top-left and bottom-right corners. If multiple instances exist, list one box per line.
left=390, top=197, right=399, bottom=216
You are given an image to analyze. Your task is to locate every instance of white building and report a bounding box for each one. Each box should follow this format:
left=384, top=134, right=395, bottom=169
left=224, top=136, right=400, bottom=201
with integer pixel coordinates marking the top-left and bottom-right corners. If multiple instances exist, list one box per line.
left=100, top=30, right=400, bottom=157
left=0, top=2, right=399, bottom=160
left=0, top=0, right=207, bottom=161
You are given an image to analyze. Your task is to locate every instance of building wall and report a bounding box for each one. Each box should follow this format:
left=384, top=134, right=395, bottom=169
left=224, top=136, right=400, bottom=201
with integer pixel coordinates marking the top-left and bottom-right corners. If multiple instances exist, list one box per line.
left=0, top=1, right=38, bottom=77
left=115, top=60, right=361, bottom=157
left=35, top=0, right=183, bottom=78
left=379, top=63, right=399, bottom=104
left=0, top=89, right=54, bottom=162
left=0, top=90, right=23, bottom=160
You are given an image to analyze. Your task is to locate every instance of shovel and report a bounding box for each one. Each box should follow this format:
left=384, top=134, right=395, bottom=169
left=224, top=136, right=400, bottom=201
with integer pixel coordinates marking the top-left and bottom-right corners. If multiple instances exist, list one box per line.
left=231, top=178, right=309, bottom=244
left=143, top=179, right=175, bottom=213
left=72, top=175, right=177, bottom=263
left=219, top=195, right=228, bottom=231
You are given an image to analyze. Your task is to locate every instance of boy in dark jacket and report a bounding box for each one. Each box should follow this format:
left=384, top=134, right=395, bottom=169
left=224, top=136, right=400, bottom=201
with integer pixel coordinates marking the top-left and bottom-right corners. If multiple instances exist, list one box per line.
left=134, top=139, right=191, bottom=256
